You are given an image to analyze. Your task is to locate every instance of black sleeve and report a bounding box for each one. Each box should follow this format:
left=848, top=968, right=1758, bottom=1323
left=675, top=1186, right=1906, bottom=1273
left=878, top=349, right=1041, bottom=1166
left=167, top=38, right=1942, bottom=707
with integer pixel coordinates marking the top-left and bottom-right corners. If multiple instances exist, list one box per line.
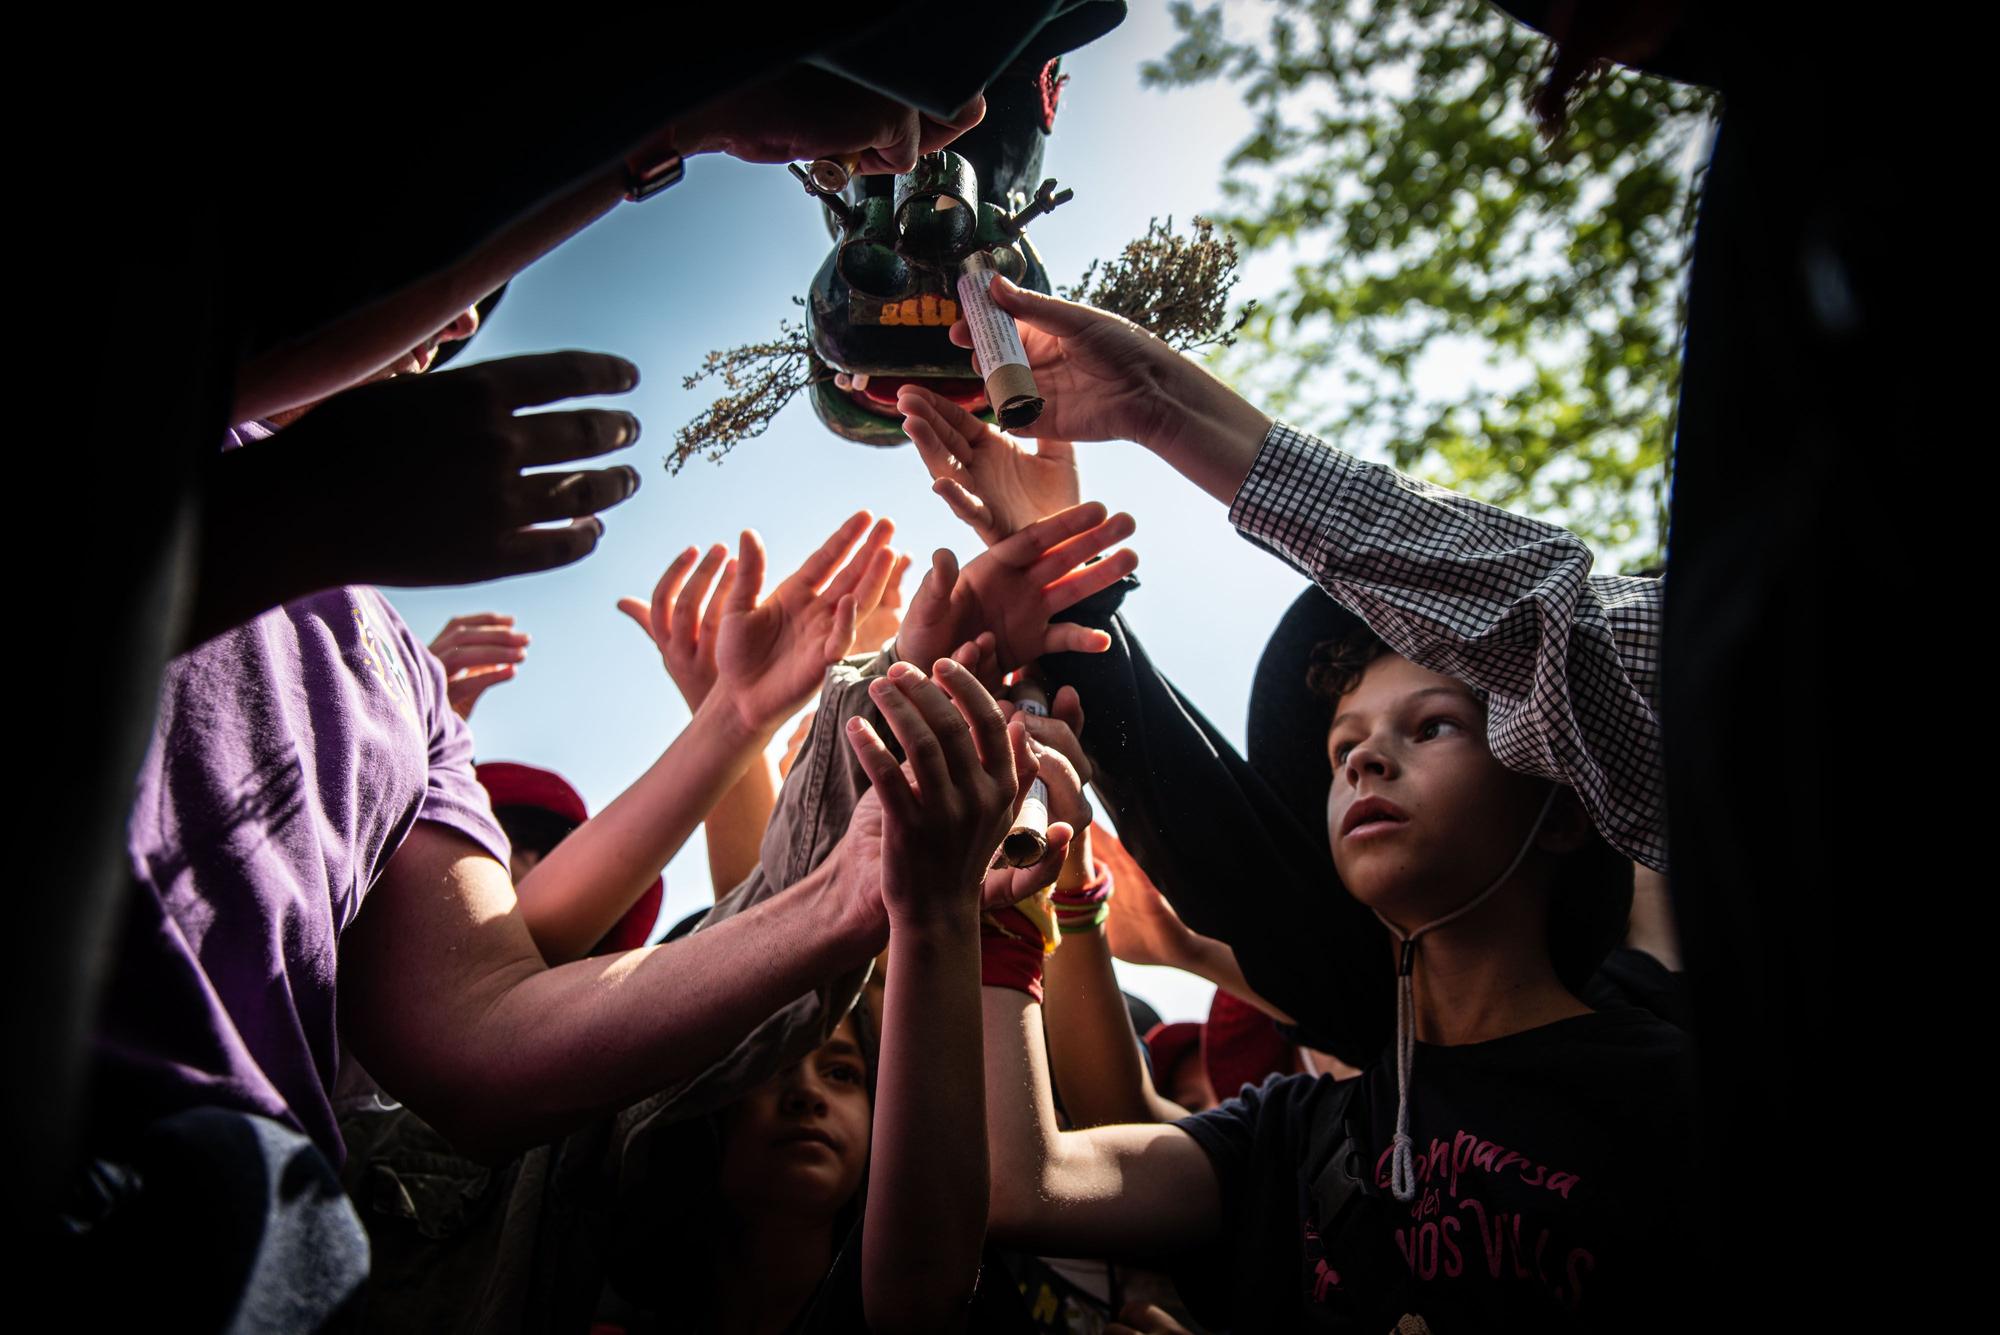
left=1042, top=585, right=1392, bottom=1065
left=1580, top=947, right=1692, bottom=1031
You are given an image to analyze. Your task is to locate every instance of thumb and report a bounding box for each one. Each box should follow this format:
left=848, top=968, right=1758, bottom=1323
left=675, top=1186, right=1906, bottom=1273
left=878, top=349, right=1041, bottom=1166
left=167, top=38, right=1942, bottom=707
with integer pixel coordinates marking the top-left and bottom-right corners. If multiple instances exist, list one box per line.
left=933, top=477, right=993, bottom=533
left=1022, top=822, right=1074, bottom=896
left=988, top=274, right=1100, bottom=338
left=914, top=547, right=959, bottom=611
left=616, top=597, right=657, bottom=641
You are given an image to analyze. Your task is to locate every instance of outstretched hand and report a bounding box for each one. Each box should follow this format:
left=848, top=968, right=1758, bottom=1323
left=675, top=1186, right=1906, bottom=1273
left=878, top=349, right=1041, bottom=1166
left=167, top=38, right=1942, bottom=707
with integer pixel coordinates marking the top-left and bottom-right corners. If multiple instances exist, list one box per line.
left=944, top=275, right=1179, bottom=448
left=618, top=543, right=735, bottom=709
left=949, top=275, right=1276, bottom=504
left=853, top=551, right=914, bottom=653
left=430, top=613, right=530, bottom=720
left=894, top=502, right=1137, bottom=683
left=671, top=67, right=985, bottom=176
left=190, top=351, right=644, bottom=649
left=897, top=386, right=1080, bottom=547
left=622, top=512, right=896, bottom=734
left=243, top=351, right=642, bottom=585
left=843, top=658, right=1072, bottom=929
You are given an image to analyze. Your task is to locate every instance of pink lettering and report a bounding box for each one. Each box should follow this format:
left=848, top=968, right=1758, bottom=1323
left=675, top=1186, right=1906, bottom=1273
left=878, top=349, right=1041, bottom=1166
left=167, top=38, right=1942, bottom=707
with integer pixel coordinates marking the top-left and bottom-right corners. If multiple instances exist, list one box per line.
left=1521, top=1162, right=1547, bottom=1188
left=1547, top=1171, right=1579, bottom=1199
left=1460, top=1198, right=1504, bottom=1278
left=1441, top=1215, right=1463, bottom=1278
left=1565, top=1249, right=1594, bottom=1311
left=1510, top=1215, right=1532, bottom=1280
left=1452, top=1130, right=1477, bottom=1195
left=1417, top=1221, right=1441, bottom=1279
left=1473, top=1139, right=1501, bottom=1171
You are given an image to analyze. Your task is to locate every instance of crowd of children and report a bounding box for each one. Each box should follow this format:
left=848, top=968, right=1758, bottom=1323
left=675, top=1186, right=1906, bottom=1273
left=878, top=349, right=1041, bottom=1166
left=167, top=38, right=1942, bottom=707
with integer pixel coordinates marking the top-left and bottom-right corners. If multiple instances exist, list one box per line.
left=31, top=2, right=1886, bottom=1330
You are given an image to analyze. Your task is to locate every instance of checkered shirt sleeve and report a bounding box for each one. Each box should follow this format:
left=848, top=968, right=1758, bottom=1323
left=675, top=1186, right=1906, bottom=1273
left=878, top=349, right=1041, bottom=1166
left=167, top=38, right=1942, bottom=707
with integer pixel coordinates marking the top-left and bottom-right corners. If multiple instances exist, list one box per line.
left=1228, top=422, right=1667, bottom=871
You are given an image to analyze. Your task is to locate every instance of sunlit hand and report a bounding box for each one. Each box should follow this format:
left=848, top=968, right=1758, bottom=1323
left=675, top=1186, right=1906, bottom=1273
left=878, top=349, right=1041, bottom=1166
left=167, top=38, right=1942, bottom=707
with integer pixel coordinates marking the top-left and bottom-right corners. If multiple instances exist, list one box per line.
left=894, top=502, right=1137, bottom=680
left=619, top=544, right=734, bottom=709
left=941, top=275, right=1181, bottom=449
left=844, top=659, right=1071, bottom=927
left=429, top=612, right=530, bottom=720
left=708, top=513, right=898, bottom=737
left=853, top=552, right=914, bottom=653
left=897, top=386, right=1080, bottom=547
left=622, top=514, right=895, bottom=728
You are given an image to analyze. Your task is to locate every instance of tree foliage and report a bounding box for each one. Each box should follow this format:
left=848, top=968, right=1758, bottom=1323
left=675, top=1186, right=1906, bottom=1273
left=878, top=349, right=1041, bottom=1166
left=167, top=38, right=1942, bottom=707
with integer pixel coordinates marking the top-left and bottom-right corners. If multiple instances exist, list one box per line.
left=1144, top=0, right=1715, bottom=567
left=1063, top=217, right=1253, bottom=353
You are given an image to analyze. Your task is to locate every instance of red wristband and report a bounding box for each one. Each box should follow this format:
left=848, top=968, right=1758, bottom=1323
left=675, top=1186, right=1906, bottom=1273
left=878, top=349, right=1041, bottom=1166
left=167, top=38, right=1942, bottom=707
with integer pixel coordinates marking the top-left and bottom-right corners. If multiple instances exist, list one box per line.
left=981, top=906, right=1047, bottom=1003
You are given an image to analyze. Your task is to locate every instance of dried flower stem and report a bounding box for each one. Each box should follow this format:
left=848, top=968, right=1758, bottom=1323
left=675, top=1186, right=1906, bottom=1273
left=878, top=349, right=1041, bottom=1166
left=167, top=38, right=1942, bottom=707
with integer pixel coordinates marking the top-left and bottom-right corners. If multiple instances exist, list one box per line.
left=673, top=218, right=1250, bottom=467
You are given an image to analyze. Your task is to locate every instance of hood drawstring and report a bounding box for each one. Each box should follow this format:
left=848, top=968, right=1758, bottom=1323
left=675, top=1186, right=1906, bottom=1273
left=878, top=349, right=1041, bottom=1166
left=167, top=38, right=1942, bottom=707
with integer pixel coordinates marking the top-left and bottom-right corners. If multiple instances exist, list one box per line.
left=1372, top=786, right=1560, bottom=1202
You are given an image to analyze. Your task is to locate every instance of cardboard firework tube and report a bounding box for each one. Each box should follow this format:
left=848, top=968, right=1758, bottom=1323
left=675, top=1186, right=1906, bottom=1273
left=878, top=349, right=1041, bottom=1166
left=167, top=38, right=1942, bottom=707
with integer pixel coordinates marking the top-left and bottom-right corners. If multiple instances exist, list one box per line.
left=1000, top=681, right=1052, bottom=867
left=955, top=251, right=1045, bottom=430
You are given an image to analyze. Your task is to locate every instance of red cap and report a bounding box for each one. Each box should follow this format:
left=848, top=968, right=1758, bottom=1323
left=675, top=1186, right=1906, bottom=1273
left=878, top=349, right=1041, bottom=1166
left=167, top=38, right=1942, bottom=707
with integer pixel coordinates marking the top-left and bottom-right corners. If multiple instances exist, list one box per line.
left=1203, top=989, right=1297, bottom=1101
left=475, top=761, right=663, bottom=955
left=1144, top=1020, right=1204, bottom=1089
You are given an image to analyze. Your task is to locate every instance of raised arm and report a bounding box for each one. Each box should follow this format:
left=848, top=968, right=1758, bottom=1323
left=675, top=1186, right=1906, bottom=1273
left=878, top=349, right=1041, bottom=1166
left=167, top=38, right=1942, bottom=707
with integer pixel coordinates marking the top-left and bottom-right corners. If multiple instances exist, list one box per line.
left=983, top=984, right=1220, bottom=1259
left=617, top=531, right=899, bottom=899
left=980, top=729, right=1222, bottom=1258
left=1015, top=689, right=1188, bottom=1127
left=910, top=275, right=1667, bottom=871
left=843, top=657, right=1068, bottom=1333
left=518, top=513, right=895, bottom=960
left=233, top=78, right=987, bottom=422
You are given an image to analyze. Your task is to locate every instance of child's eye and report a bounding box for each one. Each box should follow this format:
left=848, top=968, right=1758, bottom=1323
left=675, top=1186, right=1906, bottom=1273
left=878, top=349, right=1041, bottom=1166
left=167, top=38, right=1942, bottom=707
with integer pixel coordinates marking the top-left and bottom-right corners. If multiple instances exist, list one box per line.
left=1417, top=717, right=1461, bottom=742
left=825, top=1064, right=863, bottom=1086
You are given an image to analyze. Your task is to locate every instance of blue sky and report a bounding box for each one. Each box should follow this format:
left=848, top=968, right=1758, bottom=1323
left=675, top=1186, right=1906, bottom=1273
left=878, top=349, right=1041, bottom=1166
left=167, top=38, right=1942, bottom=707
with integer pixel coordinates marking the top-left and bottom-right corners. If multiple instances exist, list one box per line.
left=386, top=8, right=1326, bottom=1022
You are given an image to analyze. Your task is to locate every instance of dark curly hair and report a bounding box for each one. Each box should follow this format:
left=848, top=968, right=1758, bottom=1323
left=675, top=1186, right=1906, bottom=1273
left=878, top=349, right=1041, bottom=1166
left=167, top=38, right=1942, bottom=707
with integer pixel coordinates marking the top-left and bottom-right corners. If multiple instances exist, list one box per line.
left=1308, top=622, right=1630, bottom=993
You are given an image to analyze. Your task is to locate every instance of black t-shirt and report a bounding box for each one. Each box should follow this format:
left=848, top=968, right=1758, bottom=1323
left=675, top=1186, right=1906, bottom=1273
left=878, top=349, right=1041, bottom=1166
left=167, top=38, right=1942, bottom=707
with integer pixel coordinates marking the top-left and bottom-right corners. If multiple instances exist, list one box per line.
left=1173, top=1008, right=1694, bottom=1332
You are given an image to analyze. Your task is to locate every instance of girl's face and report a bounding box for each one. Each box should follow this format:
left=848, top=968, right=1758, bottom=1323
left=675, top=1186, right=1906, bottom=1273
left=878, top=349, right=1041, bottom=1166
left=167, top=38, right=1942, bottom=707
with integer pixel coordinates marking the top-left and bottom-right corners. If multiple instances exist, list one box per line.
left=716, top=1016, right=872, bottom=1220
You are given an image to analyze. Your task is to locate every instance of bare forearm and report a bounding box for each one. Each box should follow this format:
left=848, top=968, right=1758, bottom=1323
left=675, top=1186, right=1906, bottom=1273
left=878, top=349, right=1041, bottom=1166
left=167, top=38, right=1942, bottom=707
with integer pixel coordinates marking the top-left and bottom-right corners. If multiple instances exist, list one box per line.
left=983, top=986, right=1074, bottom=1242
left=516, top=694, right=769, bottom=961
left=981, top=986, right=1219, bottom=1256
left=864, top=919, right=986, bottom=1331
left=1146, top=354, right=1274, bottom=507
left=1044, top=929, right=1183, bottom=1126
left=704, top=752, right=779, bottom=899
left=425, top=863, right=879, bottom=1156
left=233, top=170, right=626, bottom=421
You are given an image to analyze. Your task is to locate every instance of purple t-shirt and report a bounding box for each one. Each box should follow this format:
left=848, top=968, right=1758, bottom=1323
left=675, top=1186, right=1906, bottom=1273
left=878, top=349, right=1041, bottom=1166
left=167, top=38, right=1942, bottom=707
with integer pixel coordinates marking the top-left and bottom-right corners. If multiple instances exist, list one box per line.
left=96, top=423, right=508, bottom=1162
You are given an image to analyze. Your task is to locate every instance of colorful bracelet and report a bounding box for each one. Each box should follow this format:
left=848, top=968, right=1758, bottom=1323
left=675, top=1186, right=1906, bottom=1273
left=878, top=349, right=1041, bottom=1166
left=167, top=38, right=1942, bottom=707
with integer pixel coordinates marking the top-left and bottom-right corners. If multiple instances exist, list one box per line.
left=1050, top=859, right=1114, bottom=932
